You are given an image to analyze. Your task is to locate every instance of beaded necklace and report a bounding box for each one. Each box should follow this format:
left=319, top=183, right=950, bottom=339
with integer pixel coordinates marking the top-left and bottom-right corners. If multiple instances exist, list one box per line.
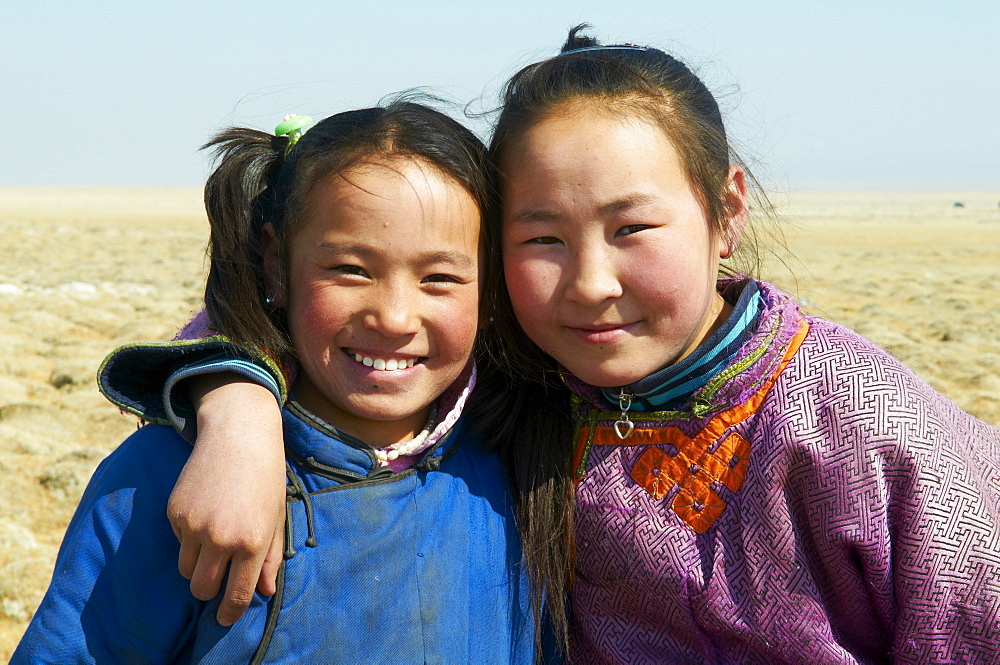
left=373, top=404, right=440, bottom=464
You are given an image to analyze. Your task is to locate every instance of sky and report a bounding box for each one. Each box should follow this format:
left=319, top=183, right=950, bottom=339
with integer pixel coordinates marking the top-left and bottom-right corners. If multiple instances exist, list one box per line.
left=2, top=0, right=998, bottom=191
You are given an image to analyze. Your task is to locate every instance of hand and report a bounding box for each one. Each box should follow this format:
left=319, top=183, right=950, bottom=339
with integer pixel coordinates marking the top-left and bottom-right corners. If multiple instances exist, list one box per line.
left=167, top=373, right=286, bottom=626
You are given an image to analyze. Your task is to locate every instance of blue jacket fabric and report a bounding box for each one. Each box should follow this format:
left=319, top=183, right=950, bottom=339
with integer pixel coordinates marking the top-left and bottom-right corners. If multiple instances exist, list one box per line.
left=13, top=402, right=537, bottom=664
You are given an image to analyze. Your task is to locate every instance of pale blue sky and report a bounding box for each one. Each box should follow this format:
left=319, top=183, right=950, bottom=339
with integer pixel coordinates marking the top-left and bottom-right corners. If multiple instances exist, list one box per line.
left=3, top=0, right=997, bottom=190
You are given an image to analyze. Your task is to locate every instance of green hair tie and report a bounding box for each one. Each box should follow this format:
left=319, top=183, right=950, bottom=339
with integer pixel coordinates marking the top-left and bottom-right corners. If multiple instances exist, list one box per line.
left=274, top=114, right=314, bottom=155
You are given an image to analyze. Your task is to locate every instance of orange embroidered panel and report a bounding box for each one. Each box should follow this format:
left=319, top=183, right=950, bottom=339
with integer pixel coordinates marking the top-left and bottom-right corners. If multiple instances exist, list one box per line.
left=574, top=318, right=808, bottom=534
left=628, top=430, right=751, bottom=534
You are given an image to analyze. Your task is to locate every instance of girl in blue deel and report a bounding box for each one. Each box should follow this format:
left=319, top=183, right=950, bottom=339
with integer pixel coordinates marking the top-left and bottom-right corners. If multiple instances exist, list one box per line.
left=13, top=103, right=540, bottom=664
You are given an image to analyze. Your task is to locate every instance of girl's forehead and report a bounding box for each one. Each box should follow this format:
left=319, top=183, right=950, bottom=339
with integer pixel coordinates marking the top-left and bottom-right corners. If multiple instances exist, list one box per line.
left=340, top=154, right=444, bottom=181
left=497, top=106, right=721, bottom=234
left=298, top=158, right=482, bottom=244
left=303, top=156, right=477, bottom=214
left=507, top=99, right=675, bottom=159
left=502, top=106, right=680, bottom=178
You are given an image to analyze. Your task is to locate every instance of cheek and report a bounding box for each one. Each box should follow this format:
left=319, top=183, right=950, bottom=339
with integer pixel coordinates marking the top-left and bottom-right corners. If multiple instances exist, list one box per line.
left=640, top=240, right=713, bottom=288
left=434, top=293, right=480, bottom=360
left=503, top=256, right=552, bottom=324
left=631, top=246, right=718, bottom=326
left=287, top=283, right=346, bottom=344
left=448, top=316, right=478, bottom=358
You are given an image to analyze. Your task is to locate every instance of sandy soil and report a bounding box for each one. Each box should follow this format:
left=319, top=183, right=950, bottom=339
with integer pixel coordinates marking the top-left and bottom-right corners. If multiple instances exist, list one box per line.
left=1, top=187, right=998, bottom=659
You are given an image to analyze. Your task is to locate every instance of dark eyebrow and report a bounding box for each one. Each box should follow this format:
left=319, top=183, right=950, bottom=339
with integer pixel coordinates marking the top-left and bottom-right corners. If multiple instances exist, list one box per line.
left=317, top=242, right=376, bottom=259
left=420, top=250, right=476, bottom=271
left=597, top=193, right=657, bottom=216
left=317, top=242, right=476, bottom=271
left=507, top=208, right=561, bottom=226
left=508, top=194, right=658, bottom=226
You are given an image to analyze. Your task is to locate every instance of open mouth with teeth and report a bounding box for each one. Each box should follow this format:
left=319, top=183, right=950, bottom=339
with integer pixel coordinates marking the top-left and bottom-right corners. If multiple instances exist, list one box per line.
left=345, top=349, right=423, bottom=371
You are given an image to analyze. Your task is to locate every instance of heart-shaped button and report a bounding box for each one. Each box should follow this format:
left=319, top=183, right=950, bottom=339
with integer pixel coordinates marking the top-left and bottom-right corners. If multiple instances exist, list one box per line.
left=614, top=419, right=635, bottom=440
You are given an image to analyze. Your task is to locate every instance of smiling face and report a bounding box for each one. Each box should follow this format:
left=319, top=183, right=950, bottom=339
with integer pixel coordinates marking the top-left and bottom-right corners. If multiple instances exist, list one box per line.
left=501, top=104, right=746, bottom=388
left=267, top=157, right=481, bottom=446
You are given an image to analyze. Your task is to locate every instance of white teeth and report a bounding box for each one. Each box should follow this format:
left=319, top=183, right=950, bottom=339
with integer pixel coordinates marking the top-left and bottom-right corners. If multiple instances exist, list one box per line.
left=350, top=352, right=416, bottom=371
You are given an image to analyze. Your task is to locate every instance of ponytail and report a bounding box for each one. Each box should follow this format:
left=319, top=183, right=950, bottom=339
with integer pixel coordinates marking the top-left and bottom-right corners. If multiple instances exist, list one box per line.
left=561, top=23, right=600, bottom=51
left=201, top=128, right=291, bottom=358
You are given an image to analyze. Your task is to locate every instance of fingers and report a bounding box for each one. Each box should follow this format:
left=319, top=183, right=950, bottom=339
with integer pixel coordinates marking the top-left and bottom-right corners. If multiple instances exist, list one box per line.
left=176, top=537, right=201, bottom=581
left=174, top=524, right=276, bottom=626
left=256, top=522, right=285, bottom=597
left=207, top=519, right=285, bottom=624
left=187, top=545, right=229, bottom=603
left=163, top=380, right=287, bottom=625
left=216, top=551, right=263, bottom=627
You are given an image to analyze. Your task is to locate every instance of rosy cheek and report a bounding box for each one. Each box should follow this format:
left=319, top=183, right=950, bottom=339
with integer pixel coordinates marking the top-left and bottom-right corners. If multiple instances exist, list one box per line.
left=451, top=301, right=480, bottom=350
left=288, top=285, right=343, bottom=339
left=451, top=324, right=478, bottom=362
left=503, top=259, right=541, bottom=316
left=295, top=291, right=329, bottom=322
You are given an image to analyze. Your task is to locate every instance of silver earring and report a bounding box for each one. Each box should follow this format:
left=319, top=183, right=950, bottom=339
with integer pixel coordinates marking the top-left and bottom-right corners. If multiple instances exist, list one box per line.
left=265, top=293, right=276, bottom=305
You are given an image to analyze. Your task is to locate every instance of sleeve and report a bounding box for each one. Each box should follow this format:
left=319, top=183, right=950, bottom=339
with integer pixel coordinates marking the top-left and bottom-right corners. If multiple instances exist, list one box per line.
left=97, top=308, right=289, bottom=438
left=785, top=324, right=1000, bottom=663
left=10, top=427, right=206, bottom=664
left=162, top=354, right=282, bottom=439
left=884, top=405, right=1000, bottom=662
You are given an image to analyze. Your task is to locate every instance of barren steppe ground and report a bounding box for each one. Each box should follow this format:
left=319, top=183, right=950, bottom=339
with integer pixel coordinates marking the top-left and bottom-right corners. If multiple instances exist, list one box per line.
left=1, top=187, right=998, bottom=659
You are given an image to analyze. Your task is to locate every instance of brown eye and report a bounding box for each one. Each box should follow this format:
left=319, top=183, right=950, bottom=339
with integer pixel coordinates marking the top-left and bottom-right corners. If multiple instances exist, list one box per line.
left=616, top=224, right=652, bottom=237
left=527, top=236, right=561, bottom=245
left=332, top=265, right=368, bottom=277
left=423, top=274, right=461, bottom=284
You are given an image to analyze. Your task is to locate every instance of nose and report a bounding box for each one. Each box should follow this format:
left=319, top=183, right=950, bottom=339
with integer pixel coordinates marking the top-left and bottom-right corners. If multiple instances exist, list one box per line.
left=364, top=281, right=420, bottom=337
left=563, top=246, right=623, bottom=306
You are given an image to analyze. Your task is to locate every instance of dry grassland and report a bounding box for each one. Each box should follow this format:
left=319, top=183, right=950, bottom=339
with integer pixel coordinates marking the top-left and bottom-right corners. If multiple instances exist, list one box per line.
left=1, top=187, right=997, bottom=659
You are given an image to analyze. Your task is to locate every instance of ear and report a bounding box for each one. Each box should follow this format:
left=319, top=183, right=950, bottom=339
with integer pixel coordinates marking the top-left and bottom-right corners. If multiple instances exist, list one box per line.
left=719, top=164, right=749, bottom=259
left=261, top=223, right=286, bottom=307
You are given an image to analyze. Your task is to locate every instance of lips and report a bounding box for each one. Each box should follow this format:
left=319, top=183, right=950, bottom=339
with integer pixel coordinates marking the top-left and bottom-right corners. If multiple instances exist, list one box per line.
left=566, top=322, right=636, bottom=344
left=344, top=348, right=424, bottom=371
left=574, top=322, right=629, bottom=332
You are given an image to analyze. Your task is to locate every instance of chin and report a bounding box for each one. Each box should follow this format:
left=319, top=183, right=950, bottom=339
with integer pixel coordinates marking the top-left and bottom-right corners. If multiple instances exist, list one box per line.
left=567, top=365, right=646, bottom=389
left=350, top=400, right=428, bottom=422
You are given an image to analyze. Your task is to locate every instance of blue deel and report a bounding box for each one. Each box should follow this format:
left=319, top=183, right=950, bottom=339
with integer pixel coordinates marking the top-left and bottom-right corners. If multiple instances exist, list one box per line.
left=13, top=402, right=538, bottom=664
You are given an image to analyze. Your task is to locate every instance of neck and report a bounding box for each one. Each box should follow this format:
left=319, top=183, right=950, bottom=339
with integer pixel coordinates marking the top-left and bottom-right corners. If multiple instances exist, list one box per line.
left=292, top=383, right=431, bottom=449
left=340, top=413, right=430, bottom=449
left=675, top=292, right=733, bottom=366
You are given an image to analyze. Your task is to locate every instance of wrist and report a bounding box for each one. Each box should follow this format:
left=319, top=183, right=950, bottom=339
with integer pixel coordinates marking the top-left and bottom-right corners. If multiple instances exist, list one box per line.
left=189, top=374, right=283, bottom=450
